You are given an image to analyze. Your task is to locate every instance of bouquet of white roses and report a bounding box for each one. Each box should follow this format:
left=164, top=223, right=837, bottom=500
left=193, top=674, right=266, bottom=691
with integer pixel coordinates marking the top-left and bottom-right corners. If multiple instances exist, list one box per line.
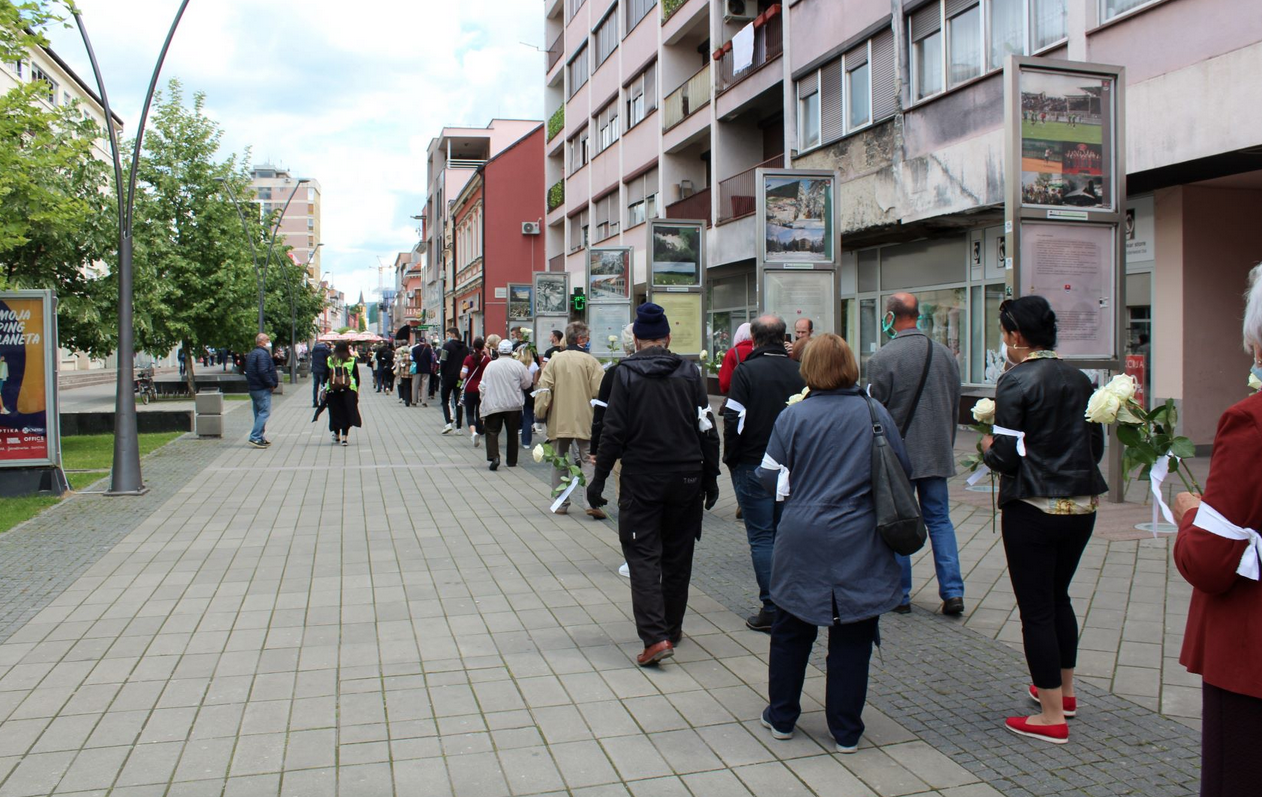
left=959, top=398, right=995, bottom=474
left=1085, top=374, right=1202, bottom=496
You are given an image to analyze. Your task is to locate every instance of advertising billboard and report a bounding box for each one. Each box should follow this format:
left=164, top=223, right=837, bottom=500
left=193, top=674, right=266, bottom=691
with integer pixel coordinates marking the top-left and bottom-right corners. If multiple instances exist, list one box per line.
left=0, top=290, right=60, bottom=469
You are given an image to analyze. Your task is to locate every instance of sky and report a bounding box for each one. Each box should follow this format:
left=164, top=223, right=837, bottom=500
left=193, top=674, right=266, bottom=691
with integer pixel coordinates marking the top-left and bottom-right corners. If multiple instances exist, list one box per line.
left=45, top=0, right=545, bottom=308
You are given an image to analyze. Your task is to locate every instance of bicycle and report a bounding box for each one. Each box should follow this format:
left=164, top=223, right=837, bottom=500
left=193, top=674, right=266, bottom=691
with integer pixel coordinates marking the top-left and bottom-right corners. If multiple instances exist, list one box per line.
left=134, top=366, right=158, bottom=405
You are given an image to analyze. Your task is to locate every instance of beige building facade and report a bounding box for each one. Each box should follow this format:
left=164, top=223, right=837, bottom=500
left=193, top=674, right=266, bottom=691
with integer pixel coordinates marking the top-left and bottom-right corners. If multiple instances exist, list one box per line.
left=249, top=164, right=323, bottom=283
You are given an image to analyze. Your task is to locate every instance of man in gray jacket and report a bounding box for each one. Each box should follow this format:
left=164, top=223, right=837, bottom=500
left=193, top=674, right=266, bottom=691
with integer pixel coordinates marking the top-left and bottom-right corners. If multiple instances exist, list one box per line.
left=867, top=293, right=965, bottom=616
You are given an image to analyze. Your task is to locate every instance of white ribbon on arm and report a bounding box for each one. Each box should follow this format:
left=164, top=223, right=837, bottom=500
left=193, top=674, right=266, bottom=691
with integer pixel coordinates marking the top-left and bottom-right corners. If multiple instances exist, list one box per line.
left=697, top=406, right=714, bottom=433
left=1150, top=455, right=1176, bottom=527
left=760, top=453, right=791, bottom=502
left=1195, top=502, right=1262, bottom=581
left=531, top=388, right=551, bottom=398
left=590, top=399, right=607, bottom=408
left=992, top=425, right=1027, bottom=457
left=550, top=479, right=580, bottom=514
left=724, top=399, right=748, bottom=434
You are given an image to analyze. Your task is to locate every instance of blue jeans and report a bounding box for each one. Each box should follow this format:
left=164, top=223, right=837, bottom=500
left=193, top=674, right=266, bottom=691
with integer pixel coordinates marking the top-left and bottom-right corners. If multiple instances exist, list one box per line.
left=520, top=403, right=535, bottom=447
left=312, top=372, right=326, bottom=406
left=897, top=476, right=965, bottom=604
left=249, top=389, right=272, bottom=442
left=731, top=462, right=783, bottom=611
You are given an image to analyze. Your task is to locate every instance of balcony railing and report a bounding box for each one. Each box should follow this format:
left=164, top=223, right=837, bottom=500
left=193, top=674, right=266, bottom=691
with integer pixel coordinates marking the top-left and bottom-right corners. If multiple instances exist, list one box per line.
left=547, top=105, right=564, bottom=142
left=547, top=179, right=565, bottom=212
left=548, top=254, right=563, bottom=272
left=448, top=158, right=487, bottom=170
left=662, top=63, right=711, bottom=133
left=717, top=154, right=783, bottom=225
left=666, top=186, right=711, bottom=227
left=546, top=31, right=564, bottom=73
left=715, top=8, right=783, bottom=95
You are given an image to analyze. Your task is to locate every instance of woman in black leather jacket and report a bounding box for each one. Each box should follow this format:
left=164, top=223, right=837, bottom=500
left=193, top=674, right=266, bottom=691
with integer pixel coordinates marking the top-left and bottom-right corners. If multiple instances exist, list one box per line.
left=981, top=295, right=1107, bottom=746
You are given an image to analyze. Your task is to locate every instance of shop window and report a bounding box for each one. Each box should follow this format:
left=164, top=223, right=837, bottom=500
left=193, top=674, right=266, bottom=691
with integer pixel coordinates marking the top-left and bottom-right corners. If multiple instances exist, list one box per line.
left=880, top=236, right=966, bottom=291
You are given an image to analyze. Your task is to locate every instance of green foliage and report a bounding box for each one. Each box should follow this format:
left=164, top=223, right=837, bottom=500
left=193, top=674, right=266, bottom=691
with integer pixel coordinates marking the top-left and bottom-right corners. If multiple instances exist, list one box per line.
left=262, top=256, right=326, bottom=348
left=547, top=179, right=564, bottom=212
left=1114, top=396, right=1202, bottom=494
left=546, top=106, right=564, bottom=142
left=535, top=441, right=587, bottom=495
left=662, top=0, right=686, bottom=21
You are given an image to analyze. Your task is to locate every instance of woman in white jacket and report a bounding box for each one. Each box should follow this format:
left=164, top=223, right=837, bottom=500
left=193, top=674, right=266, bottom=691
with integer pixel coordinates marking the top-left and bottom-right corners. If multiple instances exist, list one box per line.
left=479, top=339, right=534, bottom=470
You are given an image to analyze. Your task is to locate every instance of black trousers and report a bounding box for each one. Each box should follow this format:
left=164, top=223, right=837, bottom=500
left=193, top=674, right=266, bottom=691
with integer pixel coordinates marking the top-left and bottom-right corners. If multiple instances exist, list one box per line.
left=397, top=377, right=411, bottom=406
left=767, top=612, right=878, bottom=747
left=440, top=379, right=463, bottom=427
left=464, top=393, right=483, bottom=434
left=1001, top=501, right=1095, bottom=688
left=484, top=411, right=520, bottom=465
left=618, top=470, right=702, bottom=647
left=1203, top=682, right=1262, bottom=797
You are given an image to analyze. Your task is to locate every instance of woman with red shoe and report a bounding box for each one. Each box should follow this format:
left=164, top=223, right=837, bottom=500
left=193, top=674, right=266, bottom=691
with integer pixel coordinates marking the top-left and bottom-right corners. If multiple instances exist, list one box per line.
left=981, top=296, right=1107, bottom=744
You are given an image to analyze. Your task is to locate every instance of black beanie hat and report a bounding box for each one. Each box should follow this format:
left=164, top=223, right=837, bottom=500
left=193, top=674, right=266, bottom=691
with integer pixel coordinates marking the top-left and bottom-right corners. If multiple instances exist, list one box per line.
left=633, top=302, right=671, bottom=341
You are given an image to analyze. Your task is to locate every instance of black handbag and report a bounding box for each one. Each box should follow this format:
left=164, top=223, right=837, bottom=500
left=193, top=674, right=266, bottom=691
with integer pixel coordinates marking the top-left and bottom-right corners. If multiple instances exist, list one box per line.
left=863, top=395, right=927, bottom=556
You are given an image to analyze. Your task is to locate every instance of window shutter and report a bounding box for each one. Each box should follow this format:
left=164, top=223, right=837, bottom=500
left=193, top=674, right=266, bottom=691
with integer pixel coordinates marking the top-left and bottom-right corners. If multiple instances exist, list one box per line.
left=871, top=28, right=897, bottom=121
left=797, top=70, right=818, bottom=99
left=910, top=3, right=941, bottom=41
left=845, top=43, right=868, bottom=68
left=644, top=168, right=659, bottom=197
left=820, top=62, right=842, bottom=142
left=645, top=62, right=657, bottom=111
left=944, top=0, right=976, bottom=18
left=627, top=175, right=643, bottom=205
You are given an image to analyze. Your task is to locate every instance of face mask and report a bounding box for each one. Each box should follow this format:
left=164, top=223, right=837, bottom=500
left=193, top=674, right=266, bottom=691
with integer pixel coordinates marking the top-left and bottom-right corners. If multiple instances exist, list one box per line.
left=881, top=313, right=896, bottom=340
left=265, top=342, right=272, bottom=349
left=1252, top=362, right=1262, bottom=383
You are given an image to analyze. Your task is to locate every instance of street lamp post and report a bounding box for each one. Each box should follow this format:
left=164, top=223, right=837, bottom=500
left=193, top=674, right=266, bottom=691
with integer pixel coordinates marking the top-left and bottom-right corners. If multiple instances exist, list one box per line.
left=72, top=1, right=192, bottom=496
left=217, top=177, right=309, bottom=335
left=282, top=243, right=323, bottom=385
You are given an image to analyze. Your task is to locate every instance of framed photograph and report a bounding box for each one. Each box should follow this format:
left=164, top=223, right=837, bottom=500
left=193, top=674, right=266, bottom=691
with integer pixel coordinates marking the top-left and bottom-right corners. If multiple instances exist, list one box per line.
left=506, top=283, right=533, bottom=323
left=1019, top=69, right=1115, bottom=211
left=588, top=248, right=631, bottom=303
left=762, top=270, right=835, bottom=337
left=588, top=304, right=631, bottom=359
left=761, top=172, right=835, bottom=264
left=533, top=272, right=569, bottom=316
left=653, top=293, right=704, bottom=356
left=1019, top=222, right=1115, bottom=360
left=651, top=224, right=701, bottom=288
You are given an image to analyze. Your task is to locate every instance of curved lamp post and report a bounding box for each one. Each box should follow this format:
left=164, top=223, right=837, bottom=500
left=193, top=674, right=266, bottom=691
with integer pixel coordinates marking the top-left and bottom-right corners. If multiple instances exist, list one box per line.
left=280, top=243, right=323, bottom=385
left=72, top=0, right=192, bottom=496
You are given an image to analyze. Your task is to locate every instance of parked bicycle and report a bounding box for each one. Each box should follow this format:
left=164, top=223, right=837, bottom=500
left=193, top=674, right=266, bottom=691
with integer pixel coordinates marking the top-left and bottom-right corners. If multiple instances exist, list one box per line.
left=134, top=366, right=158, bottom=405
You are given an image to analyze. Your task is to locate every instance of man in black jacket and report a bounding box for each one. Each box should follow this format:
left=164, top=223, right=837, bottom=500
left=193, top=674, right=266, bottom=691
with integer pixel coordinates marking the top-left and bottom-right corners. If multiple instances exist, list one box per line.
left=588, top=303, right=720, bottom=667
left=244, top=333, right=279, bottom=449
left=439, top=328, right=467, bottom=432
left=309, top=341, right=331, bottom=408
left=722, top=315, right=805, bottom=633
left=411, top=334, right=433, bottom=407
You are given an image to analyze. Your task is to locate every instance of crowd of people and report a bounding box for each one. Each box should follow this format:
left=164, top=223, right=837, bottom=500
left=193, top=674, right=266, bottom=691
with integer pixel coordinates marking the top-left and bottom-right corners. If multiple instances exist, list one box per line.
left=237, top=270, right=1261, bottom=793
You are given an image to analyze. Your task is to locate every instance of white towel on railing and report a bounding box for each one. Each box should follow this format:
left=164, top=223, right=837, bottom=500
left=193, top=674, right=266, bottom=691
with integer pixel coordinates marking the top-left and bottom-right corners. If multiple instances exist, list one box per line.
left=733, top=23, right=755, bottom=73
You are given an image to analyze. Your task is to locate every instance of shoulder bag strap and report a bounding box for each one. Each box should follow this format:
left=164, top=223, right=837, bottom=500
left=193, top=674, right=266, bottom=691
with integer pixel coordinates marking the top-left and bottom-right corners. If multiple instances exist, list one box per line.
left=899, top=338, right=934, bottom=439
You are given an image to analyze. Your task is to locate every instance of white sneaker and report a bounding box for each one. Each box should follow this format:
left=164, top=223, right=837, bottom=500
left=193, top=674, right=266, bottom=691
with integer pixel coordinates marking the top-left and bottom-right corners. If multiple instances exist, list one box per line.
left=472, top=432, right=481, bottom=448
left=618, top=563, right=630, bottom=578
left=442, top=423, right=453, bottom=434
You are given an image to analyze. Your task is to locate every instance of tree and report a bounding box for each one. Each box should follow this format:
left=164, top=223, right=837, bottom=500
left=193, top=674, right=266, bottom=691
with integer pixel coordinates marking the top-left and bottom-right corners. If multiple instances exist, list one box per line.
left=0, top=1, right=117, bottom=356
left=127, top=79, right=261, bottom=393
left=261, top=253, right=326, bottom=350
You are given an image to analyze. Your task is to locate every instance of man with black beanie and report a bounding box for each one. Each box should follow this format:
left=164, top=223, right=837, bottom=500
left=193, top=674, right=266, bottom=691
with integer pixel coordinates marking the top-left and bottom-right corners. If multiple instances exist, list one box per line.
left=588, top=302, right=721, bottom=667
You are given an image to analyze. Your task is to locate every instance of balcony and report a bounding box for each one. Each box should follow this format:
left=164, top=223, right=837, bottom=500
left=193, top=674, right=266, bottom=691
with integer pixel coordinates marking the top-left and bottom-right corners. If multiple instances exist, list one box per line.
left=661, top=0, right=686, bottom=23
left=717, top=154, right=782, bottom=225
left=715, top=7, right=783, bottom=95
left=548, top=254, right=563, bottom=272
left=663, top=63, right=710, bottom=133
left=546, top=31, right=564, bottom=73
left=665, top=186, right=711, bottom=227
left=448, top=159, right=486, bottom=170
left=547, top=106, right=564, bottom=143
left=547, top=179, right=565, bottom=212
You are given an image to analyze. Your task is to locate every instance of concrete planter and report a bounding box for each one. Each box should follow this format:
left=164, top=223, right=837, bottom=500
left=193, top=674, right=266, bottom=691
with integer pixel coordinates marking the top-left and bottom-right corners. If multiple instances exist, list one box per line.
left=194, top=391, right=223, bottom=415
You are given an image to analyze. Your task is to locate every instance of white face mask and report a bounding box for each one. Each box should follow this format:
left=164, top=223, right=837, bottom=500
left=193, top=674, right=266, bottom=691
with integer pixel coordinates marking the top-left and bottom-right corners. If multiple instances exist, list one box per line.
left=265, top=342, right=273, bottom=349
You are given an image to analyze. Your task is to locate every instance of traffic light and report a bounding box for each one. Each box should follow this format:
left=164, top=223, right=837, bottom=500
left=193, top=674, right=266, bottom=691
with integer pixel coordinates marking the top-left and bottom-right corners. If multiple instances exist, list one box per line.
left=571, top=287, right=586, bottom=313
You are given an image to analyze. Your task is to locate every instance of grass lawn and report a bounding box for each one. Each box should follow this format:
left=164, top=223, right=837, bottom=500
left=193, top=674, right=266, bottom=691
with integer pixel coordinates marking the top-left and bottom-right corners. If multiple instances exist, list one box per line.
left=1021, top=119, right=1102, bottom=145
left=0, top=431, right=183, bottom=534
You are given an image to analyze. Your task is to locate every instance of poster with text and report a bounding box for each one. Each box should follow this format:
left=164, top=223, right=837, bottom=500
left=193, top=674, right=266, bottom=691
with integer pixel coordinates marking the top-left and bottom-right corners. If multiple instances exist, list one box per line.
left=534, top=316, right=569, bottom=358
left=763, top=271, right=835, bottom=336
left=588, top=304, right=631, bottom=359
left=653, top=293, right=704, bottom=356
left=588, top=249, right=631, bottom=302
left=1019, top=222, right=1115, bottom=359
left=651, top=224, right=701, bottom=288
left=533, top=273, right=568, bottom=315
left=1020, top=70, right=1113, bottom=210
left=0, top=294, right=53, bottom=466
left=763, top=175, right=834, bottom=263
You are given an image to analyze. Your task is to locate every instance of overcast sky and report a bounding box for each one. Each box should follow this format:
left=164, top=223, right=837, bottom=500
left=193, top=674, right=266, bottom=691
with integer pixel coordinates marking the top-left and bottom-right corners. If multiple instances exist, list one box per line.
left=46, top=0, right=545, bottom=308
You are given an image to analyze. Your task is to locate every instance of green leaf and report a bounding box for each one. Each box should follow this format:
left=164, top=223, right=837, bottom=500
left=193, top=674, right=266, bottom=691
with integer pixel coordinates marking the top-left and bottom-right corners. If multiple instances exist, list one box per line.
left=568, top=465, right=582, bottom=477
left=1170, top=437, right=1196, bottom=459
left=1116, top=425, right=1143, bottom=447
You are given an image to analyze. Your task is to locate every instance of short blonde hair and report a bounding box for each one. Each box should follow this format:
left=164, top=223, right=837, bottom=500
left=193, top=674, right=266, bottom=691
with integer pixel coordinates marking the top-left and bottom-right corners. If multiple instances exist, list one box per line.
left=485, top=334, right=502, bottom=352
left=799, top=333, right=859, bottom=391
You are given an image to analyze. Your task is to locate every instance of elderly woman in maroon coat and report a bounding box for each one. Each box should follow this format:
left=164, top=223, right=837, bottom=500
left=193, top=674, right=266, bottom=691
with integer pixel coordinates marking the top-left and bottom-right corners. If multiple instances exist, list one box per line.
left=1173, top=263, right=1262, bottom=797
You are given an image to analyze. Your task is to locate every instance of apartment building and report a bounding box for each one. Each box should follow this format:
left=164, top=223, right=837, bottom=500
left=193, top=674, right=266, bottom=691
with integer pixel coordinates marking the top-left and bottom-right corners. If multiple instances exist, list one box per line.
left=421, top=120, right=545, bottom=334
left=544, top=0, right=1262, bottom=445
left=249, top=164, right=323, bottom=282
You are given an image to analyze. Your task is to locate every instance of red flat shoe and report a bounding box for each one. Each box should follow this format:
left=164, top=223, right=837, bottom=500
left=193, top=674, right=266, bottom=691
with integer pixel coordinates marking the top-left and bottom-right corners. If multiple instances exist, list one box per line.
left=1028, top=685, right=1078, bottom=717
left=1005, top=716, right=1068, bottom=744
left=636, top=640, right=674, bottom=667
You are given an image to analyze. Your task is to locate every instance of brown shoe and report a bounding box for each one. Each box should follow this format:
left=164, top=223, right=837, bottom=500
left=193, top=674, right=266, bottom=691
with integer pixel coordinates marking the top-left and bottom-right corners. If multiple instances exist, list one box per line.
left=636, top=640, right=674, bottom=667
left=586, top=507, right=608, bottom=520
left=554, top=506, right=568, bottom=515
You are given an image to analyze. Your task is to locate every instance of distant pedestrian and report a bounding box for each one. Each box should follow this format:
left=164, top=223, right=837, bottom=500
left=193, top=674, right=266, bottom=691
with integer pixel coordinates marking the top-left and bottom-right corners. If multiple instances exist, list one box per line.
left=542, top=329, right=563, bottom=364
left=439, top=328, right=468, bottom=433
left=244, top=333, right=278, bottom=449
left=535, top=322, right=605, bottom=517
left=428, top=339, right=441, bottom=401
left=377, top=343, right=395, bottom=394
left=589, top=303, right=720, bottom=666
left=723, top=315, right=805, bottom=633
left=756, top=333, right=908, bottom=753
left=717, top=322, right=753, bottom=395
left=177, top=347, right=186, bottom=377
left=868, top=292, right=965, bottom=616
left=981, top=296, right=1107, bottom=745
left=309, top=340, right=331, bottom=408
left=462, top=336, right=492, bottom=448
left=411, top=336, right=433, bottom=407
left=517, top=344, right=541, bottom=449
left=325, top=342, right=362, bottom=446
left=480, top=339, right=533, bottom=470
left=394, top=342, right=413, bottom=407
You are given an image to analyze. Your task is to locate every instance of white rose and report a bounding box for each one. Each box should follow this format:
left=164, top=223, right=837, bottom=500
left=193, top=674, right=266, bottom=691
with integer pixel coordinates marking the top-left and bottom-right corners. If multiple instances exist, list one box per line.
left=699, top=350, right=708, bottom=361
left=1084, top=388, right=1122, bottom=424
left=532, top=444, right=545, bottom=463
left=608, top=335, right=618, bottom=344
left=971, top=398, right=996, bottom=426
left=1101, top=374, right=1137, bottom=402
left=786, top=387, right=810, bottom=406
left=1250, top=372, right=1261, bottom=392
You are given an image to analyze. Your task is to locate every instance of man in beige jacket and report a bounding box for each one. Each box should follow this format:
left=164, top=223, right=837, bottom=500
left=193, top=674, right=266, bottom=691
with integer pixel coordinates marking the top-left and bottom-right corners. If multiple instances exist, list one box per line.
left=537, top=321, right=606, bottom=517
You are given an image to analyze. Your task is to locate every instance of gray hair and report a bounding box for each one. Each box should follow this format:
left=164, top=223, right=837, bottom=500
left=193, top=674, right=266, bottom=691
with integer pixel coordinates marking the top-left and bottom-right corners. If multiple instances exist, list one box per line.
left=1246, top=263, right=1262, bottom=354
left=620, top=323, right=636, bottom=355
left=750, top=315, right=786, bottom=349
left=565, top=321, right=589, bottom=346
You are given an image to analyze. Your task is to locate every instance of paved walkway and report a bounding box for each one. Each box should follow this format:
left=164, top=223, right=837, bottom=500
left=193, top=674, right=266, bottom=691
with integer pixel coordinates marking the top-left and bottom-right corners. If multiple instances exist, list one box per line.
left=0, top=384, right=1200, bottom=795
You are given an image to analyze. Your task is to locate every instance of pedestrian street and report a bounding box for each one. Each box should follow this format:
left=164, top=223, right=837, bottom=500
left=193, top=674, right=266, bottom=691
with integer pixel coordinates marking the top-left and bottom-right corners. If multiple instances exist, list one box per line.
left=0, top=385, right=1200, bottom=796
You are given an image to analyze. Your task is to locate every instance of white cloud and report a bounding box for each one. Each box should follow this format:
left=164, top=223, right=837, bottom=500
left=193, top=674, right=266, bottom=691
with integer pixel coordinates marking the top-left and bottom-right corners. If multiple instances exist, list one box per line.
left=45, top=0, right=545, bottom=310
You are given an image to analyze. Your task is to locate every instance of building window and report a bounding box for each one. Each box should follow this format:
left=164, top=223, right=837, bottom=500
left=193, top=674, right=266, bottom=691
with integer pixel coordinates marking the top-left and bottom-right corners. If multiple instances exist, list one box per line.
left=626, top=167, right=659, bottom=228
left=797, top=73, right=820, bottom=151
left=256, top=187, right=272, bottom=200
left=307, top=218, right=315, bottom=230
left=569, top=208, right=590, bottom=253
left=30, top=64, right=57, bottom=104
left=847, top=60, right=871, bottom=129
left=1033, top=0, right=1067, bottom=49
left=626, top=61, right=656, bottom=130
left=568, top=44, right=589, bottom=98
left=307, top=235, right=314, bottom=248
left=567, top=0, right=586, bottom=22
left=594, top=9, right=618, bottom=67
left=12, top=59, right=22, bottom=77
left=568, top=127, right=590, bottom=172
left=306, top=187, right=316, bottom=201
left=592, top=191, right=620, bottom=242
left=989, top=0, right=1023, bottom=70
left=594, top=101, right=620, bottom=154
left=1100, top=0, right=1152, bottom=22
left=625, top=0, right=655, bottom=31
left=910, top=4, right=943, bottom=101
left=947, top=4, right=982, bottom=87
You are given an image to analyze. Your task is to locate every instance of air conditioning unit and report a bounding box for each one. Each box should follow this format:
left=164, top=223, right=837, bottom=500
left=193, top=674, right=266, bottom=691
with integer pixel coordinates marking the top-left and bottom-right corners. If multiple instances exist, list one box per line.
left=723, top=0, right=755, bottom=23
left=522, top=222, right=541, bottom=235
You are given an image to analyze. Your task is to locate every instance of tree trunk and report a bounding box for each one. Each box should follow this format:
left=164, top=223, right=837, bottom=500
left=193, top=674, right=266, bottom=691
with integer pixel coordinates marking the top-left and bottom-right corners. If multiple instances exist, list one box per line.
left=184, top=341, right=197, bottom=396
